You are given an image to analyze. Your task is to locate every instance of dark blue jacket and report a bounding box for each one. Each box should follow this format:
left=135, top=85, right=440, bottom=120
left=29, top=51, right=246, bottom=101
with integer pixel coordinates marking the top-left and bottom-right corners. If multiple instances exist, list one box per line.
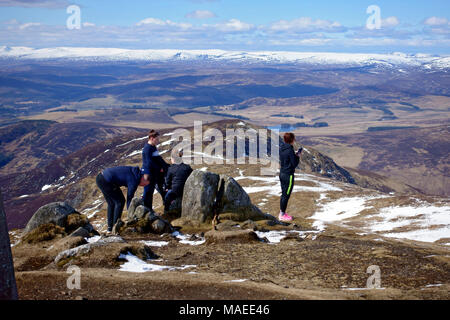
left=165, top=163, right=193, bottom=196
left=102, top=166, right=142, bottom=209
left=142, top=143, right=169, bottom=175
left=279, top=143, right=300, bottom=175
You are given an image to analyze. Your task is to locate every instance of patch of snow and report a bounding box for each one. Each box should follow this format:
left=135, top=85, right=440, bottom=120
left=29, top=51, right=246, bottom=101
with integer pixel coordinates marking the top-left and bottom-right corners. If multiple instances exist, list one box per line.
left=240, top=173, right=342, bottom=196
left=19, top=195, right=29, bottom=198
left=139, top=240, right=169, bottom=247
left=160, top=139, right=174, bottom=147
left=255, top=230, right=318, bottom=244
left=364, top=204, right=450, bottom=243
left=116, top=136, right=147, bottom=148
left=104, top=149, right=110, bottom=153
left=425, top=284, right=442, bottom=288
left=86, top=235, right=101, bottom=243
left=236, top=122, right=246, bottom=126
left=311, top=196, right=383, bottom=231
left=224, top=279, right=247, bottom=283
left=125, top=150, right=142, bottom=158
left=172, top=231, right=206, bottom=246
left=341, top=287, right=386, bottom=291
left=118, top=252, right=196, bottom=273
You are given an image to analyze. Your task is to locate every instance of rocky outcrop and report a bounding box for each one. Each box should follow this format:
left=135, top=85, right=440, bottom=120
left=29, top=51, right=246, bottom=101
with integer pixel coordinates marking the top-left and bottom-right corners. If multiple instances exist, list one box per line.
left=181, top=170, right=220, bottom=223
left=24, top=202, right=77, bottom=233
left=219, top=175, right=275, bottom=222
left=125, top=200, right=174, bottom=235
left=176, top=170, right=275, bottom=228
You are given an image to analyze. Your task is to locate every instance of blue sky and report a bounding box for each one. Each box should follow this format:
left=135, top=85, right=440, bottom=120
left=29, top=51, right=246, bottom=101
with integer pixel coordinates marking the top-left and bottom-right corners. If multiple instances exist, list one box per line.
left=0, top=0, right=449, bottom=53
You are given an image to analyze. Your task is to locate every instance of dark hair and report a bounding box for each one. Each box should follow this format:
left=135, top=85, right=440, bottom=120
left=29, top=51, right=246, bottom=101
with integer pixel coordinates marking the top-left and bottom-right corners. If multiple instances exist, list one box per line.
left=148, top=130, right=160, bottom=140
left=283, top=132, right=295, bottom=144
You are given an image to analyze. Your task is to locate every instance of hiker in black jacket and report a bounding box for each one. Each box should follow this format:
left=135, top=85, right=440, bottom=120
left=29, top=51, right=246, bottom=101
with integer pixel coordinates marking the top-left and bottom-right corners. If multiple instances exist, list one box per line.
left=142, top=130, right=169, bottom=214
left=278, top=132, right=302, bottom=222
left=164, top=150, right=193, bottom=211
left=96, top=166, right=149, bottom=234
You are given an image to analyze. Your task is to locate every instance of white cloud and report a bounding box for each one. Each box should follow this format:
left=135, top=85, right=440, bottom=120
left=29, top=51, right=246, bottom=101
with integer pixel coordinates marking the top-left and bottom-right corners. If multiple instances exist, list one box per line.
left=185, top=10, right=216, bottom=19
left=136, top=18, right=192, bottom=30
left=381, top=16, right=400, bottom=28
left=424, top=16, right=449, bottom=26
left=214, top=19, right=253, bottom=32
left=19, top=22, right=41, bottom=30
left=83, top=22, right=95, bottom=28
left=269, top=17, right=345, bottom=33
left=0, top=0, right=69, bottom=8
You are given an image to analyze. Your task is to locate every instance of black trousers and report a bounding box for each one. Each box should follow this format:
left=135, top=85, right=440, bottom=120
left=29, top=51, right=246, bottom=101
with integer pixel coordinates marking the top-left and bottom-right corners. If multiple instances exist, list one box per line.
left=280, top=172, right=294, bottom=213
left=96, top=173, right=125, bottom=231
left=163, top=189, right=178, bottom=210
left=143, top=172, right=166, bottom=210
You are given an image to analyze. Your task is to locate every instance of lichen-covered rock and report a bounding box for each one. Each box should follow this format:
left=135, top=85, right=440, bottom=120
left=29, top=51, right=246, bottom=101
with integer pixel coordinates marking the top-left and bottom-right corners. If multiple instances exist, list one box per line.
left=54, top=236, right=125, bottom=264
left=25, top=202, right=77, bottom=233
left=151, top=219, right=170, bottom=234
left=182, top=170, right=220, bottom=223
left=69, top=227, right=90, bottom=238
left=127, top=198, right=149, bottom=222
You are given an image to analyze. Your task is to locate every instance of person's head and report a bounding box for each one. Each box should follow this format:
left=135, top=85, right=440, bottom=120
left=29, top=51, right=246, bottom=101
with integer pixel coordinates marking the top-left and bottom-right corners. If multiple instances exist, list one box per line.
left=283, top=132, right=296, bottom=145
left=171, top=149, right=184, bottom=165
left=139, top=175, right=150, bottom=187
left=148, top=130, right=160, bottom=146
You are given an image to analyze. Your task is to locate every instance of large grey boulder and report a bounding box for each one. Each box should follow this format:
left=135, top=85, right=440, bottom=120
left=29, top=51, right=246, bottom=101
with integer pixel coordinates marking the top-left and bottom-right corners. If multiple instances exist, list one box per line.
left=25, top=202, right=77, bottom=233
left=219, top=175, right=271, bottom=221
left=181, top=170, right=220, bottom=223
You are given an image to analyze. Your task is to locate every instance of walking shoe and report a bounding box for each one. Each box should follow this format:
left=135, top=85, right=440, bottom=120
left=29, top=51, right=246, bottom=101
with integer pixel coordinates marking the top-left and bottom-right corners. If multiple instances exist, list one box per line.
left=278, top=212, right=293, bottom=222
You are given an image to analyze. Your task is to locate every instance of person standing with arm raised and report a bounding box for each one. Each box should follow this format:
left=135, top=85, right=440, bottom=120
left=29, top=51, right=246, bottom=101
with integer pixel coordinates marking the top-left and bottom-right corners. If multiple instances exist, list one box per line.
left=142, top=130, right=169, bottom=214
left=278, top=132, right=302, bottom=222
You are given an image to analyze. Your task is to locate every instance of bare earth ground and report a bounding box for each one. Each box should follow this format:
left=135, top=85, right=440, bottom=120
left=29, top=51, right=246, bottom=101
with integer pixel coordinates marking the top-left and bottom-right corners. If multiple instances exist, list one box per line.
left=13, top=228, right=450, bottom=300
left=11, top=165, right=450, bottom=300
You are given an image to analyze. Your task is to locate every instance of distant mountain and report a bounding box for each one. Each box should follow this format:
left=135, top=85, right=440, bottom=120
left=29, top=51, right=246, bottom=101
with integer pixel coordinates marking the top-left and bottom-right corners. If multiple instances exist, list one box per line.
left=0, top=120, right=146, bottom=175
left=1, top=46, right=449, bottom=70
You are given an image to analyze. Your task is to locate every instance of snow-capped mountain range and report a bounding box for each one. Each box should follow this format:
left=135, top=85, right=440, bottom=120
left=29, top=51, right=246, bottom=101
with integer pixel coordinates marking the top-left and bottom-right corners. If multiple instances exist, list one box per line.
left=1, top=46, right=449, bottom=69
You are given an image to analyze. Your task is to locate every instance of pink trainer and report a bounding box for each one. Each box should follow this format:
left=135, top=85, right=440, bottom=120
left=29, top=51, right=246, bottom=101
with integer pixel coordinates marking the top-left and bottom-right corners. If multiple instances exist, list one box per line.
left=279, top=212, right=293, bottom=222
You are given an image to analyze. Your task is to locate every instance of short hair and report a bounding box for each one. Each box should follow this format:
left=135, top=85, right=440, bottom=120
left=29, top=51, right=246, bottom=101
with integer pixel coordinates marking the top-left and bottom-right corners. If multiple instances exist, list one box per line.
left=283, top=132, right=295, bottom=144
left=148, top=129, right=160, bottom=140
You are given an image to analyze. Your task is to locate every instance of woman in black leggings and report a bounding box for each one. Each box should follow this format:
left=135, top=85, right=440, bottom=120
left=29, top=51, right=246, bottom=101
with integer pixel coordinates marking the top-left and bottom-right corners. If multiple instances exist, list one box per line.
left=278, top=132, right=302, bottom=222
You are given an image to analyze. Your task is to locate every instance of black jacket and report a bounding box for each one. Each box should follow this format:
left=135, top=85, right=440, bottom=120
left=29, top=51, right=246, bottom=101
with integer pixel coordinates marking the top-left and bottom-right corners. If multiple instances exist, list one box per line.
left=102, top=166, right=142, bottom=209
left=142, top=143, right=169, bottom=175
left=279, top=142, right=300, bottom=175
left=165, top=163, right=193, bottom=196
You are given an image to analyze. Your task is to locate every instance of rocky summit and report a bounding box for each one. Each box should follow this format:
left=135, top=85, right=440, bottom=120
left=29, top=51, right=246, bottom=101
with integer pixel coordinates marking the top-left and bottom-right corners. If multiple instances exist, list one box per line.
left=4, top=120, right=450, bottom=300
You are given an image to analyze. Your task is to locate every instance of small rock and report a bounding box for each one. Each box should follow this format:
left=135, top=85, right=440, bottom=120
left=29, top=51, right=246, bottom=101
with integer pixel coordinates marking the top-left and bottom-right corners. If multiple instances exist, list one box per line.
left=205, top=230, right=261, bottom=244
left=70, top=227, right=90, bottom=238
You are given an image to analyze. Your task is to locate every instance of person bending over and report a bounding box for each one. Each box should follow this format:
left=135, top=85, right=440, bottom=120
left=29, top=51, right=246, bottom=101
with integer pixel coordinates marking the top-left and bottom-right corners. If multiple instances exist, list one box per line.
left=279, top=132, right=302, bottom=222
left=142, top=130, right=169, bottom=214
left=96, top=166, right=149, bottom=234
left=164, top=150, right=193, bottom=212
